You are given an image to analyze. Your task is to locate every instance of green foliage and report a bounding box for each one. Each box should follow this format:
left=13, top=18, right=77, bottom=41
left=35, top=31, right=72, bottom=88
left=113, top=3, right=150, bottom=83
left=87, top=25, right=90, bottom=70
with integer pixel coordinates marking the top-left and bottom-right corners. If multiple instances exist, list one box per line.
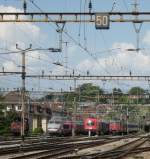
left=0, top=95, right=5, bottom=116
left=0, top=118, right=10, bottom=135
left=32, top=127, right=44, bottom=135
left=128, top=87, right=146, bottom=104
left=0, top=112, right=18, bottom=135
left=64, top=83, right=106, bottom=109
left=112, top=87, right=149, bottom=104
left=79, top=83, right=104, bottom=102
left=0, top=95, right=8, bottom=135
left=117, top=95, right=129, bottom=104
left=128, top=87, right=145, bottom=95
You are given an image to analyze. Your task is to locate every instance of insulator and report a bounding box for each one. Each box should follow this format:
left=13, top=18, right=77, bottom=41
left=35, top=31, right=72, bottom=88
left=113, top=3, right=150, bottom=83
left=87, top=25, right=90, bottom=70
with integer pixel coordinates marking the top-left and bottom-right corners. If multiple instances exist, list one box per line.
left=23, top=0, right=27, bottom=13
left=42, top=70, right=44, bottom=76
left=89, top=0, right=92, bottom=12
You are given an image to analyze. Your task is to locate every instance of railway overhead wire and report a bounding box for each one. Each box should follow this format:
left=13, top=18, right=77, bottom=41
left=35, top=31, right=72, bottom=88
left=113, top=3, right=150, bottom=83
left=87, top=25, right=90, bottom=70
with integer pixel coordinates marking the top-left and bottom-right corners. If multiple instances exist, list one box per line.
left=26, top=75, right=150, bottom=81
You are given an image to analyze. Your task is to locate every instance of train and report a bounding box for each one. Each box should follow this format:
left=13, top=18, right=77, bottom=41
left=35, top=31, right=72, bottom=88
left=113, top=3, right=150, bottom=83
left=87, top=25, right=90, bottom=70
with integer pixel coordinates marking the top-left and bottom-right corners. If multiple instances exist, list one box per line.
left=144, top=121, right=150, bottom=132
left=62, top=120, right=85, bottom=135
left=47, top=116, right=139, bottom=136
left=109, top=120, right=138, bottom=134
left=84, top=118, right=109, bottom=135
left=10, top=117, right=29, bottom=135
left=47, top=116, right=64, bottom=136
left=84, top=118, right=139, bottom=135
left=47, top=116, right=85, bottom=136
left=10, top=115, right=141, bottom=136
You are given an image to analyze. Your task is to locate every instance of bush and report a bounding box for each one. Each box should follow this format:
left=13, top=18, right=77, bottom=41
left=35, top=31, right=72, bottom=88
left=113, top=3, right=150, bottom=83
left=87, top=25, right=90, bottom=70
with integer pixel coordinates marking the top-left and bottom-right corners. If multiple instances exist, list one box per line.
left=32, top=127, right=44, bottom=135
left=0, top=118, right=11, bottom=136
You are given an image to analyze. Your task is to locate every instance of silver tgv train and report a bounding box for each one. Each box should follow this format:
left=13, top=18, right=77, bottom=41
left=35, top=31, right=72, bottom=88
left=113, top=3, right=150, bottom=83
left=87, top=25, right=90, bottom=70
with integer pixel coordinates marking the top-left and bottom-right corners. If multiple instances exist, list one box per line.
left=47, top=116, right=64, bottom=135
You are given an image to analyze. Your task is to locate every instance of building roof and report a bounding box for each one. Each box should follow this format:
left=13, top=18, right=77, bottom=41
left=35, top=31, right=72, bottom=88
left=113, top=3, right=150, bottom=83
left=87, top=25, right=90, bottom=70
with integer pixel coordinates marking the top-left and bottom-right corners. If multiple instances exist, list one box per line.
left=3, top=91, right=30, bottom=104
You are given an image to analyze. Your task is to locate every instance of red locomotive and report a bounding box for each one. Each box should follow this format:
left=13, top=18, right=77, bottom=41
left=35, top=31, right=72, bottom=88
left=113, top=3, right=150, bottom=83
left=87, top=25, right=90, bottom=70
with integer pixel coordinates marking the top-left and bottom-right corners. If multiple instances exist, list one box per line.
left=10, top=117, right=29, bottom=135
left=84, top=117, right=98, bottom=134
left=109, top=121, right=124, bottom=134
left=83, top=117, right=109, bottom=135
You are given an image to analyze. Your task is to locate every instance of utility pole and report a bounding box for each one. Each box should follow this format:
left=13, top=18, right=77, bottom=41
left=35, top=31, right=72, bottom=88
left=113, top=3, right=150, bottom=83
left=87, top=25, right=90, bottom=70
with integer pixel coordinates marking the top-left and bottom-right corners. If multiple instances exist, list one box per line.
left=120, top=105, right=123, bottom=136
left=126, top=107, right=129, bottom=135
left=97, top=90, right=99, bottom=103
left=132, top=0, right=142, bottom=52
left=16, top=44, right=32, bottom=140
left=56, top=23, right=65, bottom=52
left=63, top=42, right=69, bottom=75
left=72, top=97, right=76, bottom=137
left=72, top=78, right=77, bottom=137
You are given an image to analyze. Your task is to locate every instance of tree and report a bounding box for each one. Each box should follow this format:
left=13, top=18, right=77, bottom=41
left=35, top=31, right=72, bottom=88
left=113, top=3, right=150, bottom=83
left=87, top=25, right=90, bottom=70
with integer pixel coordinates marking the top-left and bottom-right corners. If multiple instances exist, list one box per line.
left=111, top=88, right=130, bottom=104
left=64, top=83, right=105, bottom=109
left=129, top=87, right=145, bottom=95
left=78, top=83, right=104, bottom=102
left=0, top=95, right=18, bottom=135
left=118, top=95, right=129, bottom=104
left=128, top=87, right=146, bottom=104
left=0, top=111, right=18, bottom=135
left=0, top=95, right=5, bottom=117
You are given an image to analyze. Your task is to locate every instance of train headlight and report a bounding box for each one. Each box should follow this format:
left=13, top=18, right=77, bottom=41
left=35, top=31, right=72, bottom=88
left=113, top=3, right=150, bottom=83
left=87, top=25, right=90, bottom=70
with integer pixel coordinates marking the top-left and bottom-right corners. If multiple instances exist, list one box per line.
left=87, top=120, right=94, bottom=126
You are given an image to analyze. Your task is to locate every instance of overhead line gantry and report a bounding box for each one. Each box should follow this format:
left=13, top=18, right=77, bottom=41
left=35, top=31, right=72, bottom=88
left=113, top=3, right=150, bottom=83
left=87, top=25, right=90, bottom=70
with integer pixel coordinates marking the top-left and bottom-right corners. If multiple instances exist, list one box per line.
left=1, top=73, right=150, bottom=81
left=0, top=71, right=22, bottom=75
left=26, top=75, right=150, bottom=81
left=0, top=12, right=150, bottom=23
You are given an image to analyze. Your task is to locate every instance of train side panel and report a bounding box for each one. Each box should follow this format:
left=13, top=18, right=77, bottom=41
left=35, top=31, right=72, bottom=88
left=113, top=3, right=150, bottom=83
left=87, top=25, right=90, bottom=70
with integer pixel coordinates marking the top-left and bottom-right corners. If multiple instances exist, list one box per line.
left=109, top=122, right=123, bottom=134
left=10, top=118, right=29, bottom=135
left=62, top=120, right=73, bottom=136
left=127, top=124, right=138, bottom=133
left=75, top=120, right=85, bottom=135
left=99, top=122, right=109, bottom=135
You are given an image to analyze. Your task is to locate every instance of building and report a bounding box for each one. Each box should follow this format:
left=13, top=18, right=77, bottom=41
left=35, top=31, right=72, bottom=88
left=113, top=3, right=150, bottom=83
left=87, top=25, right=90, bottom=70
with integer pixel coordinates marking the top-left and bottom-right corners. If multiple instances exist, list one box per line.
left=3, top=91, right=52, bottom=133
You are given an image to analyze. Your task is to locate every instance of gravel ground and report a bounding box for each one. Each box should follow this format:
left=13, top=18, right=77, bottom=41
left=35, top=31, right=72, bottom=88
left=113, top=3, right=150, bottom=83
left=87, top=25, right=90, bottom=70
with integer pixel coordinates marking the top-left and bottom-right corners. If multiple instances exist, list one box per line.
left=74, top=138, right=138, bottom=156
left=124, top=140, right=150, bottom=159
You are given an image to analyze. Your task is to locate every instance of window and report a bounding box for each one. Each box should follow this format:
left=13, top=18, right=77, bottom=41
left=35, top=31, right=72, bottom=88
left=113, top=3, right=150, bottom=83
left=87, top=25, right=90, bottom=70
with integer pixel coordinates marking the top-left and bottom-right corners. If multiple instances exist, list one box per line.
left=63, top=124, right=69, bottom=129
left=37, top=106, right=43, bottom=113
left=55, top=121, right=61, bottom=124
left=7, top=106, right=12, bottom=111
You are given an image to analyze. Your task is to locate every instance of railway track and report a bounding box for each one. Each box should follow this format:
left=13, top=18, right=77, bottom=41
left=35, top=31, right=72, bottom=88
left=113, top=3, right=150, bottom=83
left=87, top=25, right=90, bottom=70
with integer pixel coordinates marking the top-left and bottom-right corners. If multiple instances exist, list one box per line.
left=0, top=135, right=103, bottom=146
left=5, top=136, right=142, bottom=159
left=0, top=134, right=147, bottom=159
left=0, top=137, right=108, bottom=155
left=89, top=137, right=148, bottom=159
left=0, top=134, right=138, bottom=147
left=58, top=136, right=150, bottom=159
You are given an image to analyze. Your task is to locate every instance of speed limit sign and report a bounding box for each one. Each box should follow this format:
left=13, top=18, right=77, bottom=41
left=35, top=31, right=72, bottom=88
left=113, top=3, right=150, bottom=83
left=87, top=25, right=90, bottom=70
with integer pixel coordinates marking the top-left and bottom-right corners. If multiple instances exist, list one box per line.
left=95, top=13, right=110, bottom=29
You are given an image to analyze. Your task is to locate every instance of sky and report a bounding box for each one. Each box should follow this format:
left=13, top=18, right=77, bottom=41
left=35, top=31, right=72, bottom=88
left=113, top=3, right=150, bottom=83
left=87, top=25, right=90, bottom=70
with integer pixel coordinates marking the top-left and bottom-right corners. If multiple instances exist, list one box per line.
left=0, top=0, right=150, bottom=93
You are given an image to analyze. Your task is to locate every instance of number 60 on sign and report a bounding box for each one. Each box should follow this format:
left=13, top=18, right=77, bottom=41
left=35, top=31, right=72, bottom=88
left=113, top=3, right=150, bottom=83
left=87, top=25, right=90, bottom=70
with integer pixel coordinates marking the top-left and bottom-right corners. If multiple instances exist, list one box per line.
left=95, top=13, right=110, bottom=29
